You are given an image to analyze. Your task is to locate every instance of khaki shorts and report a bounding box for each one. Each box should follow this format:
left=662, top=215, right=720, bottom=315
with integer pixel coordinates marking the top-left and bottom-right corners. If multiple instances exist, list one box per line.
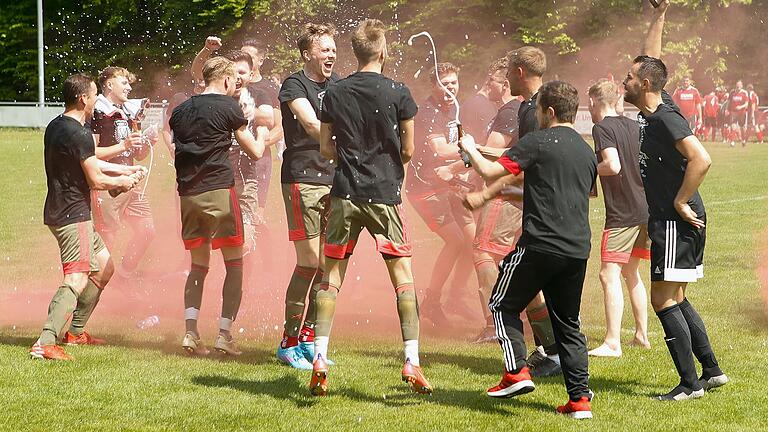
left=180, top=187, right=243, bottom=250
left=49, top=221, right=107, bottom=275
left=407, top=189, right=474, bottom=233
left=601, top=224, right=651, bottom=264
left=91, top=189, right=152, bottom=234
left=324, top=196, right=412, bottom=259
left=281, top=183, right=331, bottom=241
left=474, top=197, right=523, bottom=257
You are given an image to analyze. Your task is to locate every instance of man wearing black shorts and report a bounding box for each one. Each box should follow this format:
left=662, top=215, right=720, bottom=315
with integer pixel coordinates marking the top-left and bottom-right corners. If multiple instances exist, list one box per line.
left=277, top=23, right=339, bottom=369
left=621, top=0, right=727, bottom=400
left=311, top=18, right=431, bottom=397
left=31, top=73, right=145, bottom=360
left=459, top=80, right=597, bottom=419
left=170, top=56, right=266, bottom=356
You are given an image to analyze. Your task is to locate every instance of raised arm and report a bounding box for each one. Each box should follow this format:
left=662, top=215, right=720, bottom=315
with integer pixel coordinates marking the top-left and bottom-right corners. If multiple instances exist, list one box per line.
left=234, top=123, right=265, bottom=160
left=457, top=134, right=511, bottom=182
left=642, top=0, right=669, bottom=58
left=191, top=37, right=222, bottom=83
left=81, top=156, right=142, bottom=191
left=287, top=98, right=321, bottom=141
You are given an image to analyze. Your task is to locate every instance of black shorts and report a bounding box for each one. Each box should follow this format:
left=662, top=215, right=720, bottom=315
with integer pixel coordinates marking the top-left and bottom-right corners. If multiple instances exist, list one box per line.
left=648, top=218, right=705, bottom=282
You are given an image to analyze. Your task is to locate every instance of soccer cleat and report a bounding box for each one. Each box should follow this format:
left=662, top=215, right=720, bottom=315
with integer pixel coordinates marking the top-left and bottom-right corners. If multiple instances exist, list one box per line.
left=214, top=334, right=242, bottom=356
left=63, top=331, right=106, bottom=346
left=470, top=326, right=497, bottom=344
left=487, top=367, right=535, bottom=398
left=527, top=348, right=562, bottom=378
left=401, top=359, right=433, bottom=395
left=299, top=341, right=334, bottom=365
left=699, top=373, right=729, bottom=391
left=653, top=384, right=705, bottom=401
left=29, top=341, right=74, bottom=361
left=277, top=345, right=313, bottom=370
left=182, top=332, right=210, bottom=356
left=309, top=354, right=329, bottom=396
left=556, top=396, right=593, bottom=419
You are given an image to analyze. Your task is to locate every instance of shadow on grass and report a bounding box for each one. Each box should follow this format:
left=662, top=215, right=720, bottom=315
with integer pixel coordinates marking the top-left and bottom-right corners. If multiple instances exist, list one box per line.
left=354, top=349, right=501, bottom=376
left=191, top=374, right=316, bottom=408
left=0, top=332, right=275, bottom=366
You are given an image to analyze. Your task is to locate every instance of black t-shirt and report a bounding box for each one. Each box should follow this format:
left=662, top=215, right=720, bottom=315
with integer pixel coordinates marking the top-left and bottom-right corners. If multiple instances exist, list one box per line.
left=406, top=96, right=461, bottom=195
left=462, top=92, right=497, bottom=142
left=91, top=104, right=137, bottom=166
left=170, top=94, right=247, bottom=196
left=489, top=98, right=522, bottom=145
left=518, top=91, right=539, bottom=139
left=279, top=70, right=339, bottom=185
left=638, top=91, right=704, bottom=220
left=320, top=72, right=418, bottom=205
left=44, top=115, right=95, bottom=226
left=497, top=126, right=597, bottom=259
left=593, top=116, right=648, bottom=228
left=229, top=84, right=272, bottom=181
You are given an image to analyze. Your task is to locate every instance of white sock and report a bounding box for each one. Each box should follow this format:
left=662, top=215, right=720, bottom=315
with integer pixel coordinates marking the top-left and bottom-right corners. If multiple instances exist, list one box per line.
left=314, top=336, right=329, bottom=362
left=184, top=307, right=199, bottom=320
left=219, top=317, right=233, bottom=332
left=547, top=353, right=561, bottom=365
left=404, top=340, right=420, bottom=366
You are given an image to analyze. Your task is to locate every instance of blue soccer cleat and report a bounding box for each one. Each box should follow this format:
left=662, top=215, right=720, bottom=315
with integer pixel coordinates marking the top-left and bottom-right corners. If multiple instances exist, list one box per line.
left=277, top=344, right=313, bottom=370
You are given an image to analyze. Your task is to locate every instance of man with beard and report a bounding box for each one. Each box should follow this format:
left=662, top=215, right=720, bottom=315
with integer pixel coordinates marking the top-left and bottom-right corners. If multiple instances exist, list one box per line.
left=276, top=23, right=339, bottom=370
left=622, top=0, right=727, bottom=400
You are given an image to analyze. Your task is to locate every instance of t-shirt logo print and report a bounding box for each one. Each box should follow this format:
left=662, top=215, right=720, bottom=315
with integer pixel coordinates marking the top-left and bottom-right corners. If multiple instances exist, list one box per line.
left=114, top=119, right=131, bottom=157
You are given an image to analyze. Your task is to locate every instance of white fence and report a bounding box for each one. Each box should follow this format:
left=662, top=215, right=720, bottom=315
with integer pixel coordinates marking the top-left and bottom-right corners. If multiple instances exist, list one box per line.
left=0, top=102, right=634, bottom=135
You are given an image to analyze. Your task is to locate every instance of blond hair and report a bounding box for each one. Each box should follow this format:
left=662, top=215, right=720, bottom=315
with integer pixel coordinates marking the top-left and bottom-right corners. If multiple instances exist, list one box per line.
left=588, top=78, right=619, bottom=107
left=297, top=23, right=336, bottom=53
left=351, top=19, right=386, bottom=63
left=202, top=56, right=236, bottom=85
left=488, top=57, right=509, bottom=76
left=98, top=66, right=134, bottom=89
left=507, top=46, right=546, bottom=77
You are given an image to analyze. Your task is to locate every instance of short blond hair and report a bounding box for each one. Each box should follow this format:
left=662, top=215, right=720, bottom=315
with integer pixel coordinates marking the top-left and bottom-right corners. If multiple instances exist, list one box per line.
left=297, top=23, right=336, bottom=53
left=351, top=19, right=386, bottom=63
left=588, top=78, right=619, bottom=107
left=202, top=56, right=236, bottom=85
left=98, top=66, right=134, bottom=89
left=488, top=57, right=509, bottom=76
left=507, top=46, right=546, bottom=77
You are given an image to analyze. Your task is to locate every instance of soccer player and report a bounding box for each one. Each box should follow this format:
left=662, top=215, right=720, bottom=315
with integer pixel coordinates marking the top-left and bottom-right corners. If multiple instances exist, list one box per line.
left=587, top=79, right=651, bottom=357
left=702, top=90, right=720, bottom=142
left=277, top=23, right=338, bottom=369
left=622, top=0, right=728, bottom=400
left=436, top=57, right=524, bottom=343
left=405, top=62, right=477, bottom=326
left=747, top=84, right=762, bottom=143
left=311, top=18, right=431, bottom=397
left=31, top=73, right=145, bottom=360
left=90, top=67, right=157, bottom=280
left=672, top=77, right=702, bottom=131
left=459, top=80, right=597, bottom=419
left=729, top=80, right=750, bottom=146
left=170, top=56, right=266, bottom=356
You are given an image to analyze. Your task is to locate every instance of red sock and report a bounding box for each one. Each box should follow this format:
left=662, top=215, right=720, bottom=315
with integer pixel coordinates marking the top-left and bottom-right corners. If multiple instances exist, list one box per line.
left=280, top=333, right=299, bottom=348
left=299, top=325, right=315, bottom=343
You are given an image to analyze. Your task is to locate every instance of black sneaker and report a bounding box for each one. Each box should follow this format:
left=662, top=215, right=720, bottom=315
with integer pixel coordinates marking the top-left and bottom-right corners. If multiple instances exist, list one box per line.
left=525, top=347, right=547, bottom=369
left=699, top=373, right=729, bottom=391
left=653, top=384, right=705, bottom=401
left=526, top=347, right=562, bottom=378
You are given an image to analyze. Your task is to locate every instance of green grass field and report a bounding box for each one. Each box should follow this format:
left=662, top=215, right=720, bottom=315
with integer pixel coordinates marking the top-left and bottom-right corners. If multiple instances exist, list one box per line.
left=1, top=128, right=767, bottom=431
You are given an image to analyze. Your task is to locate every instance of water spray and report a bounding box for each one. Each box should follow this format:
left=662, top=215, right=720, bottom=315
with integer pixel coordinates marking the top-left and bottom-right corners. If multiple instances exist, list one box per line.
left=407, top=31, right=471, bottom=167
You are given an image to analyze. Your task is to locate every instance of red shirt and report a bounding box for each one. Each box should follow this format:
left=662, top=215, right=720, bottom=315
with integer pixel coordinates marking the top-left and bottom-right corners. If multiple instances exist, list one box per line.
left=703, top=93, right=719, bottom=118
left=672, top=87, right=702, bottom=118
left=730, top=89, right=750, bottom=113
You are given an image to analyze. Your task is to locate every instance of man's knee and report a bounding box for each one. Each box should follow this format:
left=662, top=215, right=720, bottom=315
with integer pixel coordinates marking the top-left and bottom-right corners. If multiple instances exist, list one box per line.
left=63, top=272, right=90, bottom=294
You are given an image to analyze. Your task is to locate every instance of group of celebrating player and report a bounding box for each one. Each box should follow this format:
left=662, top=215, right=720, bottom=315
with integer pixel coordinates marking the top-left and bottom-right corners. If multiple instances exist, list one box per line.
left=34, top=0, right=731, bottom=420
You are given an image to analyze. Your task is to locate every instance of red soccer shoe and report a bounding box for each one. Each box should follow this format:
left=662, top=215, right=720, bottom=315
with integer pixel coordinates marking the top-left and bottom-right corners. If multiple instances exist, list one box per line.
left=487, top=367, right=535, bottom=398
left=63, top=331, right=106, bottom=346
left=29, top=342, right=74, bottom=361
left=556, top=396, right=593, bottom=419
left=309, top=354, right=329, bottom=396
left=402, top=359, right=433, bottom=395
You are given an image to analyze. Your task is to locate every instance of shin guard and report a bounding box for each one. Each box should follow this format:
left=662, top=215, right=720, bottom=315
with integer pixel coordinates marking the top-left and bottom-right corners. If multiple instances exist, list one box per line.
left=396, top=283, right=420, bottom=341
